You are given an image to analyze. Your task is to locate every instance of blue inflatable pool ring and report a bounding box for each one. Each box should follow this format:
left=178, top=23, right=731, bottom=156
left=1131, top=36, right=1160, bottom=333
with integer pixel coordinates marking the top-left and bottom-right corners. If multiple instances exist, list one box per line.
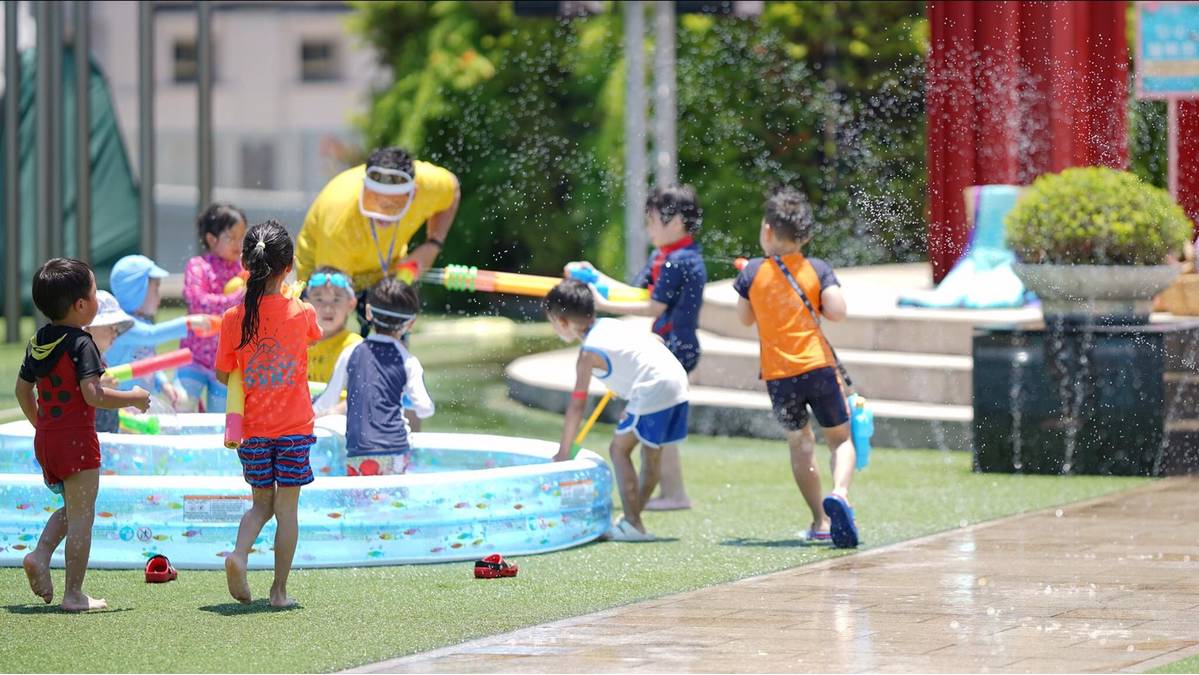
left=0, top=415, right=612, bottom=569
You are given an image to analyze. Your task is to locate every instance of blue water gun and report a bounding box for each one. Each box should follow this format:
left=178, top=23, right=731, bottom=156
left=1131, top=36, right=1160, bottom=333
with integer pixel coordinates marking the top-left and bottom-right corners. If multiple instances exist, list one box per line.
left=565, top=264, right=650, bottom=302
left=847, top=393, right=874, bottom=470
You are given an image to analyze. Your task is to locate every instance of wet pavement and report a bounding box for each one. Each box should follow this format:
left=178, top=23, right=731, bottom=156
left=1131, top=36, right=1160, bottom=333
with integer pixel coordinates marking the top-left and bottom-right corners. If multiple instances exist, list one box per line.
left=349, top=478, right=1199, bottom=673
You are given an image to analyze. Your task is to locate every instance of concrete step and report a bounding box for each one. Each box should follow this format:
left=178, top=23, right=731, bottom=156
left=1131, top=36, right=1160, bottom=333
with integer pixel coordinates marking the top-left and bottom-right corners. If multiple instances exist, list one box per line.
left=693, top=329, right=973, bottom=406
left=506, top=347, right=972, bottom=451
left=700, top=264, right=1041, bottom=356
left=701, top=263, right=1198, bottom=357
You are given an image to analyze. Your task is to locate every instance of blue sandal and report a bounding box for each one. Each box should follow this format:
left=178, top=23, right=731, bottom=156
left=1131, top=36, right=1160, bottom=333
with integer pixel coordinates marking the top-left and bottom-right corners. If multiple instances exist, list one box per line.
left=822, top=495, right=859, bottom=549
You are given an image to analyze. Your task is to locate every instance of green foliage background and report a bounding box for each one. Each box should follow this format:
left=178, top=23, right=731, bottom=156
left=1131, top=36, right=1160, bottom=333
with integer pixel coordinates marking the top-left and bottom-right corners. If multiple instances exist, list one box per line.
left=346, top=1, right=1177, bottom=302
left=348, top=0, right=929, bottom=297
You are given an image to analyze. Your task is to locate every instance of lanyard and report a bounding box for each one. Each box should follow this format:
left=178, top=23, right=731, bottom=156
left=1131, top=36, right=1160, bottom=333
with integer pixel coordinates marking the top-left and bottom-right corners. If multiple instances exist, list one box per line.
left=369, top=219, right=401, bottom=278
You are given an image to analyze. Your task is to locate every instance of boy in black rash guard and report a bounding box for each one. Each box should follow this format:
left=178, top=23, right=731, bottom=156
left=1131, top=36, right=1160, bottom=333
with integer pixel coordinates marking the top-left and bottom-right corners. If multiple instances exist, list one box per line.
left=15, top=259, right=149, bottom=611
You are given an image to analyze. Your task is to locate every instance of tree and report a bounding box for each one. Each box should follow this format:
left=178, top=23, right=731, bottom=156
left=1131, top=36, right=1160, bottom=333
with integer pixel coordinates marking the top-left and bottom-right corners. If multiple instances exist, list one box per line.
left=350, top=1, right=928, bottom=304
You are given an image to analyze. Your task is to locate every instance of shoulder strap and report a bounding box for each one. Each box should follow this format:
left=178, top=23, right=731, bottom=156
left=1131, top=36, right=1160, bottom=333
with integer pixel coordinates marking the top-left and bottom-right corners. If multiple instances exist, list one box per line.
left=771, top=256, right=855, bottom=392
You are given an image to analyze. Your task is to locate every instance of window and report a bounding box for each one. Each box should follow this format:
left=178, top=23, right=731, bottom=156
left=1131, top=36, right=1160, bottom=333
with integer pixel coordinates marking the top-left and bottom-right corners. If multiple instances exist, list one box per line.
left=240, top=141, right=276, bottom=190
left=173, top=39, right=197, bottom=83
left=300, top=39, right=339, bottom=82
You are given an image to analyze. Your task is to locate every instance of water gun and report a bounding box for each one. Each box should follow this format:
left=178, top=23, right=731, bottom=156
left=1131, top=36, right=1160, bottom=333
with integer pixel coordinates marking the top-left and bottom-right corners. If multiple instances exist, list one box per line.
left=848, top=393, right=874, bottom=470
left=569, top=390, right=613, bottom=459
left=223, top=270, right=250, bottom=295
left=224, top=368, right=244, bottom=449
left=419, top=264, right=650, bottom=302
left=284, top=280, right=306, bottom=299
left=226, top=272, right=304, bottom=298
left=395, top=260, right=419, bottom=285
left=118, top=412, right=161, bottom=435
left=564, top=264, right=653, bottom=303
left=186, top=314, right=221, bottom=338
left=104, top=348, right=193, bottom=383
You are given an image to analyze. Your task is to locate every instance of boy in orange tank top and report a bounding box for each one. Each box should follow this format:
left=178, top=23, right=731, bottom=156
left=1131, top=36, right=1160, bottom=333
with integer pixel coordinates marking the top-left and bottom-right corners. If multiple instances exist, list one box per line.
left=733, top=187, right=858, bottom=548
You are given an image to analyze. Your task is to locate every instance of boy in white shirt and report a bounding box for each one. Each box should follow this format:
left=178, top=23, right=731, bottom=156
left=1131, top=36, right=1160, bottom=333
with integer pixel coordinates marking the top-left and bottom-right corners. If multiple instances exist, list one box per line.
left=545, top=279, right=690, bottom=542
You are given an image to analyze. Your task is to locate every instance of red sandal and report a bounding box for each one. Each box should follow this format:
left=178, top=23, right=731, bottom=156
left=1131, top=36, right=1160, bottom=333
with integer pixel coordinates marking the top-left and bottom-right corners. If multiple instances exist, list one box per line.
left=144, top=554, right=178, bottom=583
left=473, top=553, right=518, bottom=579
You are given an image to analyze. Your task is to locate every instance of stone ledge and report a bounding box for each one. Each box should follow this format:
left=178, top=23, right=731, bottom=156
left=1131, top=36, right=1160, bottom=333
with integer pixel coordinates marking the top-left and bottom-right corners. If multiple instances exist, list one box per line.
left=506, top=347, right=972, bottom=451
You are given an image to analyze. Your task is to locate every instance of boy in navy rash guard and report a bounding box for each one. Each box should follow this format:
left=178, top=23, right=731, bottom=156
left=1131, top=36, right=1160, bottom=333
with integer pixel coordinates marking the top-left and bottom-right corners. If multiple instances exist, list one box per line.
left=312, top=277, right=433, bottom=475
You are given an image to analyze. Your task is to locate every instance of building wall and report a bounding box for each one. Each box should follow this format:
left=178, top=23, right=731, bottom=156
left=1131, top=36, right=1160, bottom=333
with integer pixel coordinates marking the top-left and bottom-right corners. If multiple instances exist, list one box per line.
left=90, top=1, right=383, bottom=195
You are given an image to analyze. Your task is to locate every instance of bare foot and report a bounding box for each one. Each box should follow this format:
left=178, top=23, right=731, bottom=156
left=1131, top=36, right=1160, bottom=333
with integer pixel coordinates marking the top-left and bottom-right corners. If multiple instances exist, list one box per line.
left=61, top=592, right=107, bottom=612
left=22, top=553, right=53, bottom=604
left=269, top=589, right=296, bottom=608
left=224, top=555, right=251, bottom=604
left=643, top=496, right=692, bottom=511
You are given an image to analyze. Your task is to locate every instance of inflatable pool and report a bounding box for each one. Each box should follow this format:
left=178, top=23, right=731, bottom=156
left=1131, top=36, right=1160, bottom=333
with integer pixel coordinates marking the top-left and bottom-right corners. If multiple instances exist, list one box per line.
left=0, top=415, right=612, bottom=569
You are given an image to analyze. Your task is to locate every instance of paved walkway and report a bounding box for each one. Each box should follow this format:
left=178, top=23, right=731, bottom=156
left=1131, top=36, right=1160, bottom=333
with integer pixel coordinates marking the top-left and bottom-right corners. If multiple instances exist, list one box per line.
left=350, top=479, right=1199, bottom=673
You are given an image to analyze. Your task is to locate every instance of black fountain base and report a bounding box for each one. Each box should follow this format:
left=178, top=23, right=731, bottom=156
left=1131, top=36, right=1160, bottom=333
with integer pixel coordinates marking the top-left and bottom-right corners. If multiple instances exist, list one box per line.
left=973, top=320, right=1199, bottom=476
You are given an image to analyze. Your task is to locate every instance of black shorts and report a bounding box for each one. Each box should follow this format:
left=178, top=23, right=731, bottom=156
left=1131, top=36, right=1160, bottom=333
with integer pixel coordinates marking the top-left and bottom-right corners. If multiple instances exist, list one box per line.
left=766, top=367, right=849, bottom=431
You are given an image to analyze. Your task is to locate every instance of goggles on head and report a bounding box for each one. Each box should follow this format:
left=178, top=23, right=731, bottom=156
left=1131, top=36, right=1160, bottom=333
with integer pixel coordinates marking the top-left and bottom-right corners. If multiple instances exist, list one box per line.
left=369, top=304, right=416, bottom=330
left=308, top=272, right=352, bottom=290
left=360, top=165, right=416, bottom=223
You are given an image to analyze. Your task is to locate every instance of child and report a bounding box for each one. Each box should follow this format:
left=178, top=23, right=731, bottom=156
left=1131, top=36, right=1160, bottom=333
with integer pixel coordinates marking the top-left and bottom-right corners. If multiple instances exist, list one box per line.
left=215, top=220, right=321, bottom=607
left=733, top=186, right=858, bottom=549
left=305, top=266, right=363, bottom=384
left=84, top=291, right=136, bottom=434
left=179, top=203, right=248, bottom=412
left=313, top=277, right=433, bottom=475
left=15, top=258, right=150, bottom=611
left=568, top=184, right=706, bottom=512
left=108, top=254, right=214, bottom=409
left=545, top=279, right=689, bottom=542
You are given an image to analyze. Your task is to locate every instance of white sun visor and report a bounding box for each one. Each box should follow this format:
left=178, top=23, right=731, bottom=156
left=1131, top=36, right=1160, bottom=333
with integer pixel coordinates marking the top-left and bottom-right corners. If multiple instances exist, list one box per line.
left=360, top=165, right=416, bottom=222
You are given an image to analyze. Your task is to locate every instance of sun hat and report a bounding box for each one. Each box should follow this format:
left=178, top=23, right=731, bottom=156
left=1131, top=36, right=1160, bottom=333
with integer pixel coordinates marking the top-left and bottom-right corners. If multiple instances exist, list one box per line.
left=110, top=255, right=169, bottom=312
left=88, top=290, right=135, bottom=332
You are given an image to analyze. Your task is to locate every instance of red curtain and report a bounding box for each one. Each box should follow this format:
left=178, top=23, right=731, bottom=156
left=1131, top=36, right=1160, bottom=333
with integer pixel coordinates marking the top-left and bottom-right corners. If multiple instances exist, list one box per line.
left=926, top=1, right=1129, bottom=282
left=1180, top=101, right=1199, bottom=229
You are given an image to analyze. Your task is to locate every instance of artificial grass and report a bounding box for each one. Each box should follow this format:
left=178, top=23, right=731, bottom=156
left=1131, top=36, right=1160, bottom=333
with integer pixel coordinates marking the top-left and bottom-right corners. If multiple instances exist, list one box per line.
left=0, top=317, right=1150, bottom=672
left=1150, top=654, right=1199, bottom=673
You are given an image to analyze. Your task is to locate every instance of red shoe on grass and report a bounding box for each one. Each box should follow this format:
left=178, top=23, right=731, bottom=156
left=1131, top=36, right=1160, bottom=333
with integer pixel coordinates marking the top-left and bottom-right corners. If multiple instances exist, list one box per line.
left=144, top=554, right=178, bottom=583
left=474, top=553, right=518, bottom=579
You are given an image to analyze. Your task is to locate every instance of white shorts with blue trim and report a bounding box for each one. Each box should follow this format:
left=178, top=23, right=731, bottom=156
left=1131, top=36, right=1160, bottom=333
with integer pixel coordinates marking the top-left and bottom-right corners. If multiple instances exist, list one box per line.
left=615, top=401, right=689, bottom=447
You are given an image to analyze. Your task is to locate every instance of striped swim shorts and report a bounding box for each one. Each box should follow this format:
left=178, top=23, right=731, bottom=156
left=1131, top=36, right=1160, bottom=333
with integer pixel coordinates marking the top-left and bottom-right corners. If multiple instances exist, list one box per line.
left=237, top=435, right=317, bottom=488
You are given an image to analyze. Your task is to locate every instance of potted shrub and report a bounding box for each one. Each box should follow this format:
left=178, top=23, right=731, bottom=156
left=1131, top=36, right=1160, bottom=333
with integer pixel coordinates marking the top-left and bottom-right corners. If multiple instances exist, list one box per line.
left=1005, top=167, right=1192, bottom=324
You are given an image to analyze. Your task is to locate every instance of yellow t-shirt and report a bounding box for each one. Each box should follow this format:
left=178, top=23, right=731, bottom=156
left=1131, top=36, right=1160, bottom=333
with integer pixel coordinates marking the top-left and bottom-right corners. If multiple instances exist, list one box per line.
left=307, top=328, right=363, bottom=384
left=295, top=161, right=458, bottom=292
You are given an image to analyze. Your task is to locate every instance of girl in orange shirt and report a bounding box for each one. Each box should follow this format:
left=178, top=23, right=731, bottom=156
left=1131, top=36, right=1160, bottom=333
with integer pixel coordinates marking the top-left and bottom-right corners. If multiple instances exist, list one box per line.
left=215, top=220, right=322, bottom=608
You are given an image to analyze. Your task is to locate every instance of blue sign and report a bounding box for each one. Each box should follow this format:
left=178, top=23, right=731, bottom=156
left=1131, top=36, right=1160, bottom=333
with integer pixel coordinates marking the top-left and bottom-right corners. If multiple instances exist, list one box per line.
left=1137, top=1, right=1199, bottom=98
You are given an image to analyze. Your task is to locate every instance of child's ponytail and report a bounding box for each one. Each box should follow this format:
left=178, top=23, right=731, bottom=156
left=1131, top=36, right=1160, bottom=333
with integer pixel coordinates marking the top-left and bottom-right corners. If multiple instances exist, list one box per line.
left=238, top=220, right=294, bottom=349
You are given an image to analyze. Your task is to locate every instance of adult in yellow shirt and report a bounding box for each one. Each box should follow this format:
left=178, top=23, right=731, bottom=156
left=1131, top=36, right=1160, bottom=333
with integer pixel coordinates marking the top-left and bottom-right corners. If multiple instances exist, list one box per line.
left=296, top=146, right=460, bottom=334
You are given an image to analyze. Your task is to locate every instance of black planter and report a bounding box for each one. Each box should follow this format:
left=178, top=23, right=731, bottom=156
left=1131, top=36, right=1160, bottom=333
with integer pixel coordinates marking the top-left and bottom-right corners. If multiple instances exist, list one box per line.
left=973, top=320, right=1199, bottom=476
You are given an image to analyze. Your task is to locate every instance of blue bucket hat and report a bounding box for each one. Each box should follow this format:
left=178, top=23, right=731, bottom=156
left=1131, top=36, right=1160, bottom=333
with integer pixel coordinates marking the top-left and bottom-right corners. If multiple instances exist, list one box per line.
left=110, top=255, right=169, bottom=312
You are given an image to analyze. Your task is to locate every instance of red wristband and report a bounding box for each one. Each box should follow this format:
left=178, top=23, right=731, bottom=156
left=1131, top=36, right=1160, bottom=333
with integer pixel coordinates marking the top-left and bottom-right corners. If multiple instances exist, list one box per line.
left=570, top=390, right=588, bottom=401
